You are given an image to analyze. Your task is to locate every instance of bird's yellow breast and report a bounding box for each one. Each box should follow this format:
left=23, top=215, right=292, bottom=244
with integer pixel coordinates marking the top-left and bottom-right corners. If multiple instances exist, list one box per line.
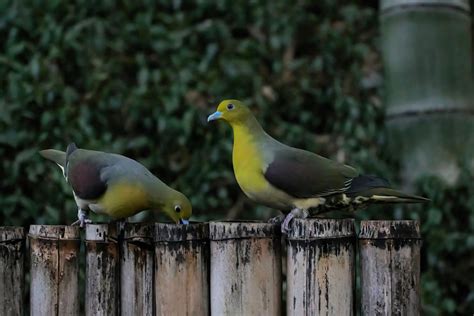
left=98, top=182, right=150, bottom=219
left=232, top=126, right=268, bottom=196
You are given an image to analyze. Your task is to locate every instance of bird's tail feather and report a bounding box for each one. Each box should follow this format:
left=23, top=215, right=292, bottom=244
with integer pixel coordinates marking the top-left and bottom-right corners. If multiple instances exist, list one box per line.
left=355, top=187, right=429, bottom=204
left=347, top=175, right=428, bottom=204
left=39, top=149, right=66, bottom=168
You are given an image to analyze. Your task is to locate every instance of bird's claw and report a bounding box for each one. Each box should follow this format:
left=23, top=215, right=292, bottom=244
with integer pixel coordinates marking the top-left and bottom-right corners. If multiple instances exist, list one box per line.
left=71, top=218, right=92, bottom=227
left=280, top=208, right=309, bottom=234
left=80, top=218, right=92, bottom=228
left=281, top=213, right=295, bottom=234
left=71, top=209, right=92, bottom=228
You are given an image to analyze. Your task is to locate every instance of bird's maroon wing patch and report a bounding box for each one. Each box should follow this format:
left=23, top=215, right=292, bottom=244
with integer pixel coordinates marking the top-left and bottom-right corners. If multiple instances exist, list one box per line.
left=67, top=160, right=107, bottom=200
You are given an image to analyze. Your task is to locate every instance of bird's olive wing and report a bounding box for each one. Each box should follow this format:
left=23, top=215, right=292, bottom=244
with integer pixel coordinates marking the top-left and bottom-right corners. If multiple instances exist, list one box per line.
left=263, top=148, right=358, bottom=199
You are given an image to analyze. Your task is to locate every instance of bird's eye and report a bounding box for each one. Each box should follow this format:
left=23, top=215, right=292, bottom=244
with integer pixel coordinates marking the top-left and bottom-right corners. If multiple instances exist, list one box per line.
left=175, top=205, right=182, bottom=213
left=227, top=103, right=235, bottom=110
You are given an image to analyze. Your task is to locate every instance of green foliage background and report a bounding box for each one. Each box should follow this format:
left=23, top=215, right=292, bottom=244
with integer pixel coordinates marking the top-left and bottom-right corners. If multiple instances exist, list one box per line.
left=0, top=0, right=473, bottom=314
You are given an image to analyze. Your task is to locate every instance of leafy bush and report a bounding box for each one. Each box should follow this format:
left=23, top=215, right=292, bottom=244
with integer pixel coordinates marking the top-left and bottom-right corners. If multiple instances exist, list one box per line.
left=416, top=170, right=474, bottom=315
left=0, top=0, right=380, bottom=223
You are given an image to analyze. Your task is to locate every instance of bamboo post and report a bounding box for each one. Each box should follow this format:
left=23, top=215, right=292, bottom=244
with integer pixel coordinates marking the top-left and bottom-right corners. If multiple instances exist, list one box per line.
left=0, top=227, right=25, bottom=316
left=85, top=223, right=120, bottom=316
left=154, top=223, right=209, bottom=316
left=209, top=221, right=282, bottom=315
left=359, top=220, right=421, bottom=315
left=286, top=218, right=355, bottom=315
left=121, top=222, right=154, bottom=316
left=381, top=0, right=474, bottom=185
left=29, top=225, right=80, bottom=316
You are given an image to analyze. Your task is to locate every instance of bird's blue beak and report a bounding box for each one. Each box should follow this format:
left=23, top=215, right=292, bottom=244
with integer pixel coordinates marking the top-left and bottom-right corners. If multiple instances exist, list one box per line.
left=179, top=219, right=189, bottom=225
left=207, top=111, right=222, bottom=122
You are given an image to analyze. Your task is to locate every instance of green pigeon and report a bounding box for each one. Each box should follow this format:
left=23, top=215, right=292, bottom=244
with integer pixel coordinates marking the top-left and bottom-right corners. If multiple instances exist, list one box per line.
left=40, top=143, right=192, bottom=226
left=208, top=100, right=428, bottom=233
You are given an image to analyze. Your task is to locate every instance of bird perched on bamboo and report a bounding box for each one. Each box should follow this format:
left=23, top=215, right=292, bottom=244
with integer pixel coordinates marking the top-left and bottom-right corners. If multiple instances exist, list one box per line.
left=207, top=100, right=428, bottom=233
left=40, top=143, right=191, bottom=227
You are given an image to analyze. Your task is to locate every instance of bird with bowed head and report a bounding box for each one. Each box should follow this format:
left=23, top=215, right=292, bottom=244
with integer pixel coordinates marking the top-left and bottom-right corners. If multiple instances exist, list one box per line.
left=40, top=143, right=192, bottom=227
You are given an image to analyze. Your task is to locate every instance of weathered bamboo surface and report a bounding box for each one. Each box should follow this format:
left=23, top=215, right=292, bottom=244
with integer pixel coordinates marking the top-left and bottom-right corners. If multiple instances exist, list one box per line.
left=359, top=220, right=421, bottom=316
left=0, top=219, right=423, bottom=315
left=29, top=225, right=80, bottom=316
left=154, top=223, right=209, bottom=316
left=85, top=223, right=119, bottom=316
left=286, top=218, right=355, bottom=316
left=210, top=221, right=282, bottom=315
left=0, top=227, right=25, bottom=316
left=121, top=222, right=154, bottom=316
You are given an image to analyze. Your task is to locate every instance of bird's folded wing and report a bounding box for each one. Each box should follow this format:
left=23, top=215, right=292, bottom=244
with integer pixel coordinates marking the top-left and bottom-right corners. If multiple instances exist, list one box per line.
left=67, top=155, right=109, bottom=200
left=263, top=148, right=358, bottom=199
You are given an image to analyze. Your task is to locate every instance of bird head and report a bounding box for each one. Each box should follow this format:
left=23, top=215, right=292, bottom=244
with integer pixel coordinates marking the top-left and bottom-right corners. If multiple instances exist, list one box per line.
left=162, top=191, right=192, bottom=225
left=207, top=99, right=252, bottom=125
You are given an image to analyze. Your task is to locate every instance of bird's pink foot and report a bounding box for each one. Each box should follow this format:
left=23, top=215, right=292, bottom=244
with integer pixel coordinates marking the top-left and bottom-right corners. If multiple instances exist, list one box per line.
left=71, top=209, right=92, bottom=228
left=281, top=208, right=309, bottom=234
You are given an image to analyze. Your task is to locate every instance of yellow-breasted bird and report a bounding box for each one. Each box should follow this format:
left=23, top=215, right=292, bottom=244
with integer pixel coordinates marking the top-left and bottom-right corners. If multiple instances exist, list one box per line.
left=40, top=143, right=191, bottom=226
left=207, top=100, right=428, bottom=233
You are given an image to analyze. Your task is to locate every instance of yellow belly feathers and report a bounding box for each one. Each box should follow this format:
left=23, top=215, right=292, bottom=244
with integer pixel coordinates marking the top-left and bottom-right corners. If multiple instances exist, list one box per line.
left=98, top=182, right=150, bottom=219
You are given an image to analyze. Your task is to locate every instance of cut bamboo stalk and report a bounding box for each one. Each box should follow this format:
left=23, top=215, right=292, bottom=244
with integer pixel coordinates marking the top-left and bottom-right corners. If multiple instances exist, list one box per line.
left=359, top=220, right=421, bottom=315
left=286, top=218, right=355, bottom=316
left=381, top=0, right=474, bottom=185
left=29, top=225, right=80, bottom=316
left=121, top=222, right=154, bottom=316
left=0, top=227, right=25, bottom=316
left=210, top=221, right=282, bottom=315
left=85, top=223, right=120, bottom=316
left=154, top=223, right=209, bottom=316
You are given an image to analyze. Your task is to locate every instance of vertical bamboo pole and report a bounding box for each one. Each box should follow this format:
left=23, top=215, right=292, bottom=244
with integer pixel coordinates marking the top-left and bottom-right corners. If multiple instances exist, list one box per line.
left=121, top=222, right=154, bottom=316
left=154, top=223, right=209, bottom=316
left=381, top=0, right=474, bottom=185
left=359, top=220, right=421, bottom=315
left=29, top=225, right=80, bottom=316
left=210, top=221, right=281, bottom=315
left=286, top=218, right=355, bottom=316
left=0, top=227, right=25, bottom=316
left=85, top=223, right=120, bottom=316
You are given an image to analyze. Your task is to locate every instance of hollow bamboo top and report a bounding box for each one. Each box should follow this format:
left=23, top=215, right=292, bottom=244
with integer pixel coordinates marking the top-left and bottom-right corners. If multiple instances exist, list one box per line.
left=380, top=0, right=470, bottom=12
left=85, top=223, right=119, bottom=242
left=29, top=225, right=79, bottom=240
left=209, top=221, right=280, bottom=240
left=358, top=220, right=420, bottom=239
left=154, top=222, right=208, bottom=242
left=287, top=218, right=355, bottom=240
left=0, top=226, right=25, bottom=242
